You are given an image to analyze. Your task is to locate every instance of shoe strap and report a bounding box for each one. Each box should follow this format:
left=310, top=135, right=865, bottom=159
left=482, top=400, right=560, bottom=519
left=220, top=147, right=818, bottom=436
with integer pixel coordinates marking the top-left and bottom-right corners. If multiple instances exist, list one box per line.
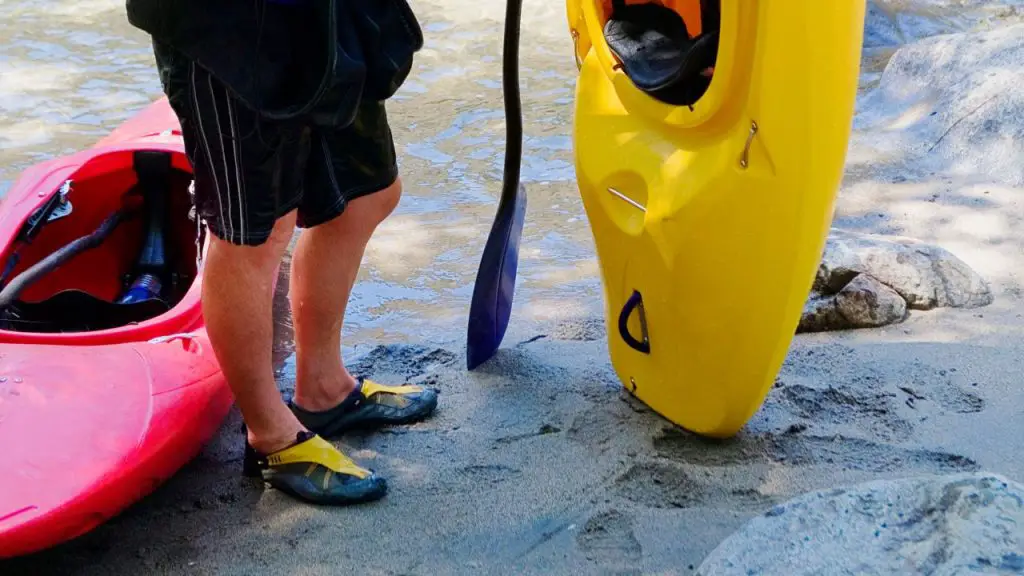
left=361, top=378, right=423, bottom=398
left=265, top=434, right=371, bottom=479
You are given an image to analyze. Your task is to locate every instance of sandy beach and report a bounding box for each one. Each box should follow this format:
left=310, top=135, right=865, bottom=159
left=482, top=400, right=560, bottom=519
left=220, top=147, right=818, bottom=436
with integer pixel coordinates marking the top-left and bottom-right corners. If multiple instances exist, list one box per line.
left=1, top=0, right=1023, bottom=574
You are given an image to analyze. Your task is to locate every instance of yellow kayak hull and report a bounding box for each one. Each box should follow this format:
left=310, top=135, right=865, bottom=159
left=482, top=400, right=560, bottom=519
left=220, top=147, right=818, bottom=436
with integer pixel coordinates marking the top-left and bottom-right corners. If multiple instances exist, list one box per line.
left=566, top=0, right=866, bottom=437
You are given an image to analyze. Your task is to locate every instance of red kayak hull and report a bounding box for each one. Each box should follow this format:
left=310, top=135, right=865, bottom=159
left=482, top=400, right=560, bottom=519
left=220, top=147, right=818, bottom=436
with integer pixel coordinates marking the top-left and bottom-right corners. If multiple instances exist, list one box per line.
left=0, top=98, right=235, bottom=558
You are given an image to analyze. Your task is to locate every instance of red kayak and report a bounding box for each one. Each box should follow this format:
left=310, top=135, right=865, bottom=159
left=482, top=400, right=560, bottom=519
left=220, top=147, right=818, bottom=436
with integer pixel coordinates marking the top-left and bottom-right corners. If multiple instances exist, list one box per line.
left=0, top=98, right=233, bottom=558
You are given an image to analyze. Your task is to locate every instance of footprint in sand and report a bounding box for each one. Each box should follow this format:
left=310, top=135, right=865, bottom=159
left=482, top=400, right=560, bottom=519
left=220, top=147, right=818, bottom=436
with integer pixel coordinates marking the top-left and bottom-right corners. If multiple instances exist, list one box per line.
left=349, top=343, right=458, bottom=379
left=611, top=459, right=773, bottom=511
left=575, top=509, right=642, bottom=575
left=938, top=385, right=985, bottom=413
left=424, top=464, right=523, bottom=496
left=652, top=427, right=979, bottom=474
left=778, top=383, right=913, bottom=441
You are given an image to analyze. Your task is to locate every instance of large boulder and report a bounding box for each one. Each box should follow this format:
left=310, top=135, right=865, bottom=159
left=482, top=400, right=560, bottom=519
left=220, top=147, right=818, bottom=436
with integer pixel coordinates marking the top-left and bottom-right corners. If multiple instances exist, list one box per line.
left=855, top=21, right=1024, bottom=187
left=697, top=472, right=1024, bottom=576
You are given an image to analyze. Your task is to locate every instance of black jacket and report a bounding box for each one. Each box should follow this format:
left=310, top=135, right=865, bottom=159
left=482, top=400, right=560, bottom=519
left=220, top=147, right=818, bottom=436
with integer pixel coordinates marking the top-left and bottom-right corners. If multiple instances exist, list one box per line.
left=126, top=0, right=422, bottom=128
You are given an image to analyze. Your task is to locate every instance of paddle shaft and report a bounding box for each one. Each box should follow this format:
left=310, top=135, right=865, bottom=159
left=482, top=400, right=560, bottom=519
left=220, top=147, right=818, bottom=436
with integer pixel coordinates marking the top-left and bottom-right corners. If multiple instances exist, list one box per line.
left=501, top=0, right=523, bottom=192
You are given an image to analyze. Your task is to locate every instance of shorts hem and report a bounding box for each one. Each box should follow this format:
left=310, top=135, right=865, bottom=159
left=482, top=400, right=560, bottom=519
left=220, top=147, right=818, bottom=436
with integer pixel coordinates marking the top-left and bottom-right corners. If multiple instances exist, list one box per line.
left=298, top=174, right=399, bottom=229
left=203, top=195, right=304, bottom=247
left=204, top=224, right=275, bottom=247
left=345, top=173, right=399, bottom=203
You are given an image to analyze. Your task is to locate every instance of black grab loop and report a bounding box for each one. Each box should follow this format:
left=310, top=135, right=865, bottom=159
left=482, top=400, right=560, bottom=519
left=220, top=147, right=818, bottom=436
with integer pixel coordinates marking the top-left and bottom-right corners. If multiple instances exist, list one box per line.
left=618, top=289, right=651, bottom=354
left=603, top=0, right=720, bottom=107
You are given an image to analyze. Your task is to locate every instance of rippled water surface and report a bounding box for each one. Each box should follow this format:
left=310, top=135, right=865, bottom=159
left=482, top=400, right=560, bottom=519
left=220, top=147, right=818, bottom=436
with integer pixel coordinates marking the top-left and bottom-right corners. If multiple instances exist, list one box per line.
left=1, top=0, right=1021, bottom=361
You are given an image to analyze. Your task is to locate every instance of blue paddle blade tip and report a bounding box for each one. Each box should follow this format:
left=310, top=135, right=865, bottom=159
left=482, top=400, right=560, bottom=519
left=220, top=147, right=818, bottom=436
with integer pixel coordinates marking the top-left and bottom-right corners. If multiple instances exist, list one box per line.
left=466, top=184, right=527, bottom=370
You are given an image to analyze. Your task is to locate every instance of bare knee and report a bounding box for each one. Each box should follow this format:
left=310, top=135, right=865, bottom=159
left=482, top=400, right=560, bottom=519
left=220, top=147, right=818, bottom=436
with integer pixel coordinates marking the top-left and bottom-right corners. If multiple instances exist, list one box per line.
left=311, top=178, right=402, bottom=239
left=370, top=177, right=402, bottom=224
left=207, top=210, right=295, bottom=274
left=351, top=177, right=402, bottom=227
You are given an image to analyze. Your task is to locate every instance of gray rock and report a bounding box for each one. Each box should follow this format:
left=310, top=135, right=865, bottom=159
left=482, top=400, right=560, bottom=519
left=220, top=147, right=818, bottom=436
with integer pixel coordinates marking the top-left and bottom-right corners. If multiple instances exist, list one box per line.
left=798, top=295, right=846, bottom=333
left=800, top=274, right=907, bottom=332
left=817, top=229, right=992, bottom=311
left=814, top=234, right=861, bottom=294
left=697, top=472, right=1024, bottom=576
left=836, top=274, right=908, bottom=328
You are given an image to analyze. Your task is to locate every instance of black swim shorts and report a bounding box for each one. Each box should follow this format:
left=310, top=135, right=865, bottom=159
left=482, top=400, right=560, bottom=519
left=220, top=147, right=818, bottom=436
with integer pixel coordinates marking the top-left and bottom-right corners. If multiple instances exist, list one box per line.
left=152, top=40, right=399, bottom=247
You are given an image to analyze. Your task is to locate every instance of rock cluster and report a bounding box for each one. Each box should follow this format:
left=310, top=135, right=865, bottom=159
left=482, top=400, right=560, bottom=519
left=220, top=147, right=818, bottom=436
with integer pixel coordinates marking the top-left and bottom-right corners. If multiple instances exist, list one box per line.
left=798, top=230, right=992, bottom=332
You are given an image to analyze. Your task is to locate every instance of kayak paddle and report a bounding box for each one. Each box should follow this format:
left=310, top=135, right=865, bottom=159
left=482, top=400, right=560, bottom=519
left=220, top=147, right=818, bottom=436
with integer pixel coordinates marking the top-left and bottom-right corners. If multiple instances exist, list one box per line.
left=465, top=0, right=527, bottom=370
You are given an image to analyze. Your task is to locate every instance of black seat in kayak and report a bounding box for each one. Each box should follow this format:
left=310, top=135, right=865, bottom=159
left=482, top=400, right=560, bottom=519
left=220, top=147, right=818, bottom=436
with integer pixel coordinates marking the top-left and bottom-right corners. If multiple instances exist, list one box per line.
left=603, top=0, right=720, bottom=107
left=0, top=289, right=170, bottom=333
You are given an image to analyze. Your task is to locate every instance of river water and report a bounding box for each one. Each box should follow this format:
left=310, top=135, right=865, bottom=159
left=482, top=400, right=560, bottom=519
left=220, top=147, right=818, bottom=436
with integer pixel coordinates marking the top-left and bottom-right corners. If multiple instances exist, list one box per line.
left=1, top=0, right=1020, bottom=366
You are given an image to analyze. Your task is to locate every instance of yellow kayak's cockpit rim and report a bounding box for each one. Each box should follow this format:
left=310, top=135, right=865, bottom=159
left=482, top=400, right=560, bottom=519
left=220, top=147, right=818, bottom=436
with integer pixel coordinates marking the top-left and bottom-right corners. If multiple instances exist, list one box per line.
left=577, top=0, right=756, bottom=130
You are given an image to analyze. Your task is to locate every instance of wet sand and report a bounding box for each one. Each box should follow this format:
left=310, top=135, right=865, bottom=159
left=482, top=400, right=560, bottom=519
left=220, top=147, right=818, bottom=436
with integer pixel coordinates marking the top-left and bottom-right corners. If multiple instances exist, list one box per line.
left=2, top=0, right=1024, bottom=574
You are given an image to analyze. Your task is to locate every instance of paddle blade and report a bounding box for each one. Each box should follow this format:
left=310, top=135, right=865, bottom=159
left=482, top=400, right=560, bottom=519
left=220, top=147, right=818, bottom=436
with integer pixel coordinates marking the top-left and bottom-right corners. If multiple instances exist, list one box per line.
left=466, top=183, right=527, bottom=370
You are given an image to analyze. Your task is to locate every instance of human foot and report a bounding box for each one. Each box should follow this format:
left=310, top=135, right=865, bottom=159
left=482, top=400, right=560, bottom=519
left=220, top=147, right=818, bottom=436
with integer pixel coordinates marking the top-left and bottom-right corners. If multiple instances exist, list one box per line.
left=244, top=414, right=307, bottom=457
left=289, top=378, right=439, bottom=438
left=292, top=369, right=359, bottom=413
left=243, top=430, right=387, bottom=505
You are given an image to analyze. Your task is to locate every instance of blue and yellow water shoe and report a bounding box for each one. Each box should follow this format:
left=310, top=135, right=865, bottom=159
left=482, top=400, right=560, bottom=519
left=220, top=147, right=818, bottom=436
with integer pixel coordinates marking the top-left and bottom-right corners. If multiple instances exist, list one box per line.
left=289, top=378, right=439, bottom=437
left=243, top=431, right=388, bottom=505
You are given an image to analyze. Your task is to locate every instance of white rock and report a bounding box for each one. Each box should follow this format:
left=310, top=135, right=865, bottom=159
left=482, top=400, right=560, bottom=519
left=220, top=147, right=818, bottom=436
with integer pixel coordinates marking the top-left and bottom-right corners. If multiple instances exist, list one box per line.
left=698, top=472, right=1024, bottom=576
left=814, top=234, right=861, bottom=294
left=864, top=0, right=994, bottom=49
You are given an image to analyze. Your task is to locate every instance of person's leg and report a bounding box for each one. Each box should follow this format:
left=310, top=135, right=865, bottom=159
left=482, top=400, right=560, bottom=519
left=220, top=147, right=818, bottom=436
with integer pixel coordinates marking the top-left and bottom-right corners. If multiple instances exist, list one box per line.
left=286, top=99, right=437, bottom=436
left=203, top=213, right=301, bottom=453
left=153, top=41, right=386, bottom=505
left=288, top=178, right=402, bottom=411
left=161, top=49, right=306, bottom=455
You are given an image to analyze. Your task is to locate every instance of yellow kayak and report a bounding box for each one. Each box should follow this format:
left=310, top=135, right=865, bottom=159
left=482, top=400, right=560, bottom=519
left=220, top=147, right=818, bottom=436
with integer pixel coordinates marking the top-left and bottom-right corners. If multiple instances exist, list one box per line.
left=565, top=0, right=866, bottom=437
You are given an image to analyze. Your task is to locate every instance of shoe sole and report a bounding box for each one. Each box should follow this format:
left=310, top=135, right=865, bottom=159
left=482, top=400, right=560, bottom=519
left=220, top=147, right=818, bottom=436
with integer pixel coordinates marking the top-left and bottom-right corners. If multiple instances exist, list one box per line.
left=269, top=477, right=389, bottom=506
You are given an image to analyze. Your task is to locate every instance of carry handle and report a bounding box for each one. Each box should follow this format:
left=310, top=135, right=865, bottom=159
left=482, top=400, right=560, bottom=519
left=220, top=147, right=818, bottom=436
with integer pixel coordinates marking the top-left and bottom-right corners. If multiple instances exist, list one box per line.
left=618, top=289, right=650, bottom=354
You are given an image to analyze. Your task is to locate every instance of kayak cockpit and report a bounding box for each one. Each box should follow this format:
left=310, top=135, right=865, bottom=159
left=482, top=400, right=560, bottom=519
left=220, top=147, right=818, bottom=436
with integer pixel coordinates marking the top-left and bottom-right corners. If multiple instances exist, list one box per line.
left=601, top=0, right=720, bottom=107
left=0, top=149, right=201, bottom=335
